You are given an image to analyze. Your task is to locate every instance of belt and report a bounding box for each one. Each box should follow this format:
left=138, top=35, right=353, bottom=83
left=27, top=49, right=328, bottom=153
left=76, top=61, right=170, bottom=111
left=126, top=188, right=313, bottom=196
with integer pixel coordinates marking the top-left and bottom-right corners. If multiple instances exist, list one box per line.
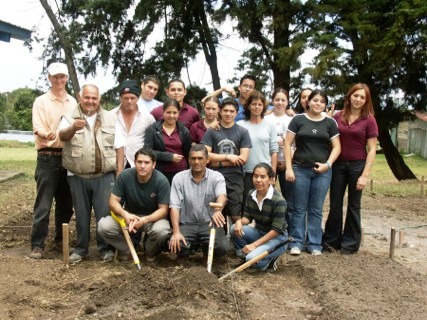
left=38, top=150, right=62, bottom=156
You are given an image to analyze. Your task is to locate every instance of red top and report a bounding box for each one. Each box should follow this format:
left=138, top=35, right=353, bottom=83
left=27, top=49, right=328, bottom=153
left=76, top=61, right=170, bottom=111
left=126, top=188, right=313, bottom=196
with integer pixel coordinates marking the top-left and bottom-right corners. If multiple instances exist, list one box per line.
left=162, top=127, right=187, bottom=173
left=151, top=103, right=200, bottom=130
left=190, top=119, right=207, bottom=144
left=334, top=112, right=378, bottom=161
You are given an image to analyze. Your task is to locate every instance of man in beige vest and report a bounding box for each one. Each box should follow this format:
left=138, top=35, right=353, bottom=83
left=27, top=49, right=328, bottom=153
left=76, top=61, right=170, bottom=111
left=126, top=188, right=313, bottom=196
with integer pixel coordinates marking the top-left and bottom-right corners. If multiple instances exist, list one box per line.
left=30, top=62, right=76, bottom=259
left=59, top=84, right=124, bottom=263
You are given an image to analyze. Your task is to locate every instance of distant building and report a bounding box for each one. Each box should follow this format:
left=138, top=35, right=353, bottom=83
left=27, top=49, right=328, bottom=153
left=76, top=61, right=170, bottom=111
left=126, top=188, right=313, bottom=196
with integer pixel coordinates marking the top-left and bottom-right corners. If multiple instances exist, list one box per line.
left=0, top=20, right=31, bottom=42
left=395, top=111, right=427, bottom=159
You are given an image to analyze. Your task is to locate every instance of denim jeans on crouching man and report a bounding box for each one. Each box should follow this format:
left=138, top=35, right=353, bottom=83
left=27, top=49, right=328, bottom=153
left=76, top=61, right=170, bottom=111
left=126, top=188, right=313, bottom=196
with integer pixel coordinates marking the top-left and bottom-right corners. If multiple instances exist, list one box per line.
left=289, top=165, right=332, bottom=253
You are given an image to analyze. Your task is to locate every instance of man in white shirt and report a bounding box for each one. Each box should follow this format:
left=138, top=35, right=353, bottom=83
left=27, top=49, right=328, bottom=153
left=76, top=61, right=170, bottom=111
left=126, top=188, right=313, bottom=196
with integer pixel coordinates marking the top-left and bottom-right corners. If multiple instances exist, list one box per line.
left=137, top=75, right=163, bottom=113
left=112, top=80, right=156, bottom=168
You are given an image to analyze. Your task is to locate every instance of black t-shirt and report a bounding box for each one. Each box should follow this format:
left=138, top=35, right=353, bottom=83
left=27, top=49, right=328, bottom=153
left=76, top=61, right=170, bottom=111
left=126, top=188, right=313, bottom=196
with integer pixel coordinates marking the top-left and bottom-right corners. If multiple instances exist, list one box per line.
left=287, top=114, right=339, bottom=166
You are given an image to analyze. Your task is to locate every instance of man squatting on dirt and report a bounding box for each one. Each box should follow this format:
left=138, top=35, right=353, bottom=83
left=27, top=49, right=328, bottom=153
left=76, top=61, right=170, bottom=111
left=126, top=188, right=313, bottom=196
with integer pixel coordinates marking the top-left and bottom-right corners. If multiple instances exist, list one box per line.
left=168, top=144, right=228, bottom=258
left=98, top=148, right=171, bottom=263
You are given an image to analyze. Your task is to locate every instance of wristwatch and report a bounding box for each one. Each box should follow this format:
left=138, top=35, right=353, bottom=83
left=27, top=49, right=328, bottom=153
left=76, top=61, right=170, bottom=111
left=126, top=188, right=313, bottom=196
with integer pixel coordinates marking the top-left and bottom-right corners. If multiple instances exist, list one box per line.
left=326, top=161, right=332, bottom=169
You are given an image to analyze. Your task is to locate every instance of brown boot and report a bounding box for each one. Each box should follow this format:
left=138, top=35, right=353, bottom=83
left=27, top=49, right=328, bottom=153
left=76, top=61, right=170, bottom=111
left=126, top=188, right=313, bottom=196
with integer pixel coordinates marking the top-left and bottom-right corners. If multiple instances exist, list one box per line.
left=29, top=247, right=43, bottom=259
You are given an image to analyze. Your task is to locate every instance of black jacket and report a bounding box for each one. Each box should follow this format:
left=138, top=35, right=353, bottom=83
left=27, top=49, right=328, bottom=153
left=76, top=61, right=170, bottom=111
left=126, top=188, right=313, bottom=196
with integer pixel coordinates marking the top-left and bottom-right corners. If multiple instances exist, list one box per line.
left=144, top=120, right=192, bottom=172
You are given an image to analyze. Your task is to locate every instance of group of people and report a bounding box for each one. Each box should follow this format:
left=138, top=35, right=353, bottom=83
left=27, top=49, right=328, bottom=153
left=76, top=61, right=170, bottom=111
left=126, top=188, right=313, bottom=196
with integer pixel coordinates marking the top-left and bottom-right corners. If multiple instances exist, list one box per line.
left=29, top=61, right=378, bottom=272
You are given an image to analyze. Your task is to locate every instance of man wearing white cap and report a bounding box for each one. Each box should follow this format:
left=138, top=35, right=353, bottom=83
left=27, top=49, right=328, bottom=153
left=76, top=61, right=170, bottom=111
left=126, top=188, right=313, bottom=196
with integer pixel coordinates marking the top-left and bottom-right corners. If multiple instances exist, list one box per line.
left=30, top=62, right=76, bottom=259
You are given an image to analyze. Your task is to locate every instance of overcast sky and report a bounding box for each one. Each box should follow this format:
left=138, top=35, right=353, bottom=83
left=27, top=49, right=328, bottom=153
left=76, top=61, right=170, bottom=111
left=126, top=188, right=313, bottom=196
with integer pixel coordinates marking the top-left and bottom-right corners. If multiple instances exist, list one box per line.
left=1, top=0, right=315, bottom=96
left=0, top=0, right=249, bottom=95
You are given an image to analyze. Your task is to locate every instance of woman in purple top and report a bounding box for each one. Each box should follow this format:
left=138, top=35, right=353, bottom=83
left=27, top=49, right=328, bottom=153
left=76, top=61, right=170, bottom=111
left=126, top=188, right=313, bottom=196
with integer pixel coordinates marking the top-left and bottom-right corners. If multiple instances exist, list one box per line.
left=190, top=96, right=219, bottom=144
left=144, top=98, right=192, bottom=185
left=323, top=83, right=378, bottom=254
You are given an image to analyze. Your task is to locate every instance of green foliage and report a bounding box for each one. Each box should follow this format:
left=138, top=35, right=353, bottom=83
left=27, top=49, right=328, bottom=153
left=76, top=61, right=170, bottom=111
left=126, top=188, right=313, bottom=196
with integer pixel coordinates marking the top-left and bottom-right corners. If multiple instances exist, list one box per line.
left=219, top=0, right=318, bottom=92
left=50, top=0, right=223, bottom=91
left=0, top=88, right=43, bottom=131
left=0, top=93, right=7, bottom=131
left=307, top=0, right=427, bottom=115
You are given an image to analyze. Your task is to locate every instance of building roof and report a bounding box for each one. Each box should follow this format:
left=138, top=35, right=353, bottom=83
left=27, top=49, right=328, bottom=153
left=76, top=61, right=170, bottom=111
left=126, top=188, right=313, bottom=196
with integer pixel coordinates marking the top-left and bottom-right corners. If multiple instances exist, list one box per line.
left=0, top=20, right=31, bottom=42
left=414, top=111, right=427, bottom=122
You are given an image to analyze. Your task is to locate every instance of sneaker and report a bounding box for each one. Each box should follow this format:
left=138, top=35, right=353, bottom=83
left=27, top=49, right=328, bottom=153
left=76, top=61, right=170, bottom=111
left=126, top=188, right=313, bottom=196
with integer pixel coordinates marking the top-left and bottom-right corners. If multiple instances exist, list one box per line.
left=311, top=250, right=322, bottom=256
left=69, top=253, right=84, bottom=264
left=267, top=255, right=281, bottom=272
left=102, top=251, right=114, bottom=263
left=118, top=252, right=132, bottom=263
left=146, top=255, right=159, bottom=264
left=290, top=247, right=301, bottom=255
left=29, top=247, right=43, bottom=259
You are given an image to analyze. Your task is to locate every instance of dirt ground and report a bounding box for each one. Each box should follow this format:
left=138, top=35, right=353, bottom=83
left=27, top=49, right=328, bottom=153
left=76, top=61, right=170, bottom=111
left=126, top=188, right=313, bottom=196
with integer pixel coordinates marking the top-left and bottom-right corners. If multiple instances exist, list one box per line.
left=0, top=176, right=426, bottom=320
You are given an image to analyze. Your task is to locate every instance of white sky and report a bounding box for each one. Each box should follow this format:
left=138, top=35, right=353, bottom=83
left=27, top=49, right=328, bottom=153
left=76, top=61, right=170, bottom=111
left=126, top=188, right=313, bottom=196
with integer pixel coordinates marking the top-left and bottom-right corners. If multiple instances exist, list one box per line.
left=0, top=0, right=248, bottom=95
left=0, top=0, right=315, bottom=95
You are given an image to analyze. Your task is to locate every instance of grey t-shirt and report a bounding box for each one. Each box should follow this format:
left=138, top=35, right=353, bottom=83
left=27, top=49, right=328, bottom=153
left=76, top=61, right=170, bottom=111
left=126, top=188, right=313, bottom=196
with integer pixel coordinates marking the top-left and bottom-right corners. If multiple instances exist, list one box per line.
left=201, top=123, right=252, bottom=176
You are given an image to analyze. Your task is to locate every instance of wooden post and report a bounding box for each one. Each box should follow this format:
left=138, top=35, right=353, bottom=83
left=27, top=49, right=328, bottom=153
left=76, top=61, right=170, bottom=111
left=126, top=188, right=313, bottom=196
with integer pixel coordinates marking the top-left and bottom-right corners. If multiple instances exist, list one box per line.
left=389, top=227, right=396, bottom=259
left=370, top=179, right=373, bottom=192
left=62, top=223, right=69, bottom=264
left=361, top=227, right=365, bottom=247
left=399, top=230, right=404, bottom=246
left=421, top=176, right=425, bottom=197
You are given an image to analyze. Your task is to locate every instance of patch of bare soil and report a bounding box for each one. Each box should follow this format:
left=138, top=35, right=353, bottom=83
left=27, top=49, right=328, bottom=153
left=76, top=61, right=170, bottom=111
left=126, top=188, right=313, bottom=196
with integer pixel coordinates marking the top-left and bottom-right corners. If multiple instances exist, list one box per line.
left=0, top=177, right=426, bottom=319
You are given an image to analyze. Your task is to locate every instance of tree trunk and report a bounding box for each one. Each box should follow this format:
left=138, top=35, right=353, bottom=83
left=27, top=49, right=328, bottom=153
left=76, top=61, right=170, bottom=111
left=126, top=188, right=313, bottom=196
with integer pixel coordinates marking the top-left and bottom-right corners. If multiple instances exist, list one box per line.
left=377, top=126, right=417, bottom=181
left=194, top=0, right=221, bottom=90
left=40, top=0, right=80, bottom=95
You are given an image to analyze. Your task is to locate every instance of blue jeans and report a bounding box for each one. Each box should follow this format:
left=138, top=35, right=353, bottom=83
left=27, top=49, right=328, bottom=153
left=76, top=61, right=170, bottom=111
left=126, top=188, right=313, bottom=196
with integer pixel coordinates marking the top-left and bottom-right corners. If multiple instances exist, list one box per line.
left=230, top=225, right=288, bottom=271
left=323, top=160, right=365, bottom=252
left=289, top=165, right=332, bottom=252
left=31, top=154, right=73, bottom=249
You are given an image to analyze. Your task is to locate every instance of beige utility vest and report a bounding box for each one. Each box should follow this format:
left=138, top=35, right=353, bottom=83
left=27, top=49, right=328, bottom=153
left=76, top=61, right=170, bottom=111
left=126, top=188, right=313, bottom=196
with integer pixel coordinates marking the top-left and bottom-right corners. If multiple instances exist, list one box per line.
left=62, top=107, right=116, bottom=178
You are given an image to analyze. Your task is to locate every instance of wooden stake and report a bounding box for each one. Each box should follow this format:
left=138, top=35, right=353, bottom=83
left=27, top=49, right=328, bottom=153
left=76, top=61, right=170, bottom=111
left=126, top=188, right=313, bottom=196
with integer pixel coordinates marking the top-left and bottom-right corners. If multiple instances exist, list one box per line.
left=370, top=179, right=373, bottom=192
left=389, top=227, right=396, bottom=259
left=420, top=176, right=425, bottom=197
left=62, top=223, right=69, bottom=264
left=361, top=227, right=365, bottom=247
left=399, top=230, right=404, bottom=246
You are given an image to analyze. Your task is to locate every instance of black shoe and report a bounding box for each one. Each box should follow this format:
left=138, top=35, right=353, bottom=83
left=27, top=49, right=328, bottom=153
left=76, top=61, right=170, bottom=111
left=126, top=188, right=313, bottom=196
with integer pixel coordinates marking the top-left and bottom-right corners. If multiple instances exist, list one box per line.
left=267, top=255, right=281, bottom=271
left=340, top=249, right=357, bottom=255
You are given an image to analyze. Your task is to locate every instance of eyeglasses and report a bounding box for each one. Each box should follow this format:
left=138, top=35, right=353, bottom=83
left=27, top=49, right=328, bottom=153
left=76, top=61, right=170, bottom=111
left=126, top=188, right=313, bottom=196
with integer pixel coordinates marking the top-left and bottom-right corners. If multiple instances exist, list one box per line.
left=241, top=85, right=254, bottom=90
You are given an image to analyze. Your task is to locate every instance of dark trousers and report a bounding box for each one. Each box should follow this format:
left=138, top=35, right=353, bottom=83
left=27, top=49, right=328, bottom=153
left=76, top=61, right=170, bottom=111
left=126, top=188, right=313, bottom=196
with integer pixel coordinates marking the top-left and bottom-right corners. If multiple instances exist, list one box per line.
left=67, top=172, right=115, bottom=256
left=323, top=160, right=365, bottom=252
left=178, top=223, right=228, bottom=257
left=31, top=154, right=73, bottom=249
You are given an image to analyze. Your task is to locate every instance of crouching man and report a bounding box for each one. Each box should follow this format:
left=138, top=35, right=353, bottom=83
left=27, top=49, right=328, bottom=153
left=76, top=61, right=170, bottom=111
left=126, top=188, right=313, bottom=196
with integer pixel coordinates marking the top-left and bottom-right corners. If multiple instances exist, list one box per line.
left=98, top=148, right=171, bottom=263
left=169, top=144, right=228, bottom=259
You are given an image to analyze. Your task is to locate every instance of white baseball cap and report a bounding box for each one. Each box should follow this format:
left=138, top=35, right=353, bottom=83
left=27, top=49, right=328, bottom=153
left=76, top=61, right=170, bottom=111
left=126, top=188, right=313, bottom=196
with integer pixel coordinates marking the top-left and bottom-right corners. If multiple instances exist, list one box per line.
left=47, top=62, right=69, bottom=76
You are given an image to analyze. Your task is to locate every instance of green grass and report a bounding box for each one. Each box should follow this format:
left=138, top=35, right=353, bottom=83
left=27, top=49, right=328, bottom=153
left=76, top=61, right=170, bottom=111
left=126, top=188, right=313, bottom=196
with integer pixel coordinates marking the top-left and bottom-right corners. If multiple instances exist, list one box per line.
left=368, top=154, right=427, bottom=196
left=0, top=141, right=36, bottom=178
left=0, top=141, right=426, bottom=197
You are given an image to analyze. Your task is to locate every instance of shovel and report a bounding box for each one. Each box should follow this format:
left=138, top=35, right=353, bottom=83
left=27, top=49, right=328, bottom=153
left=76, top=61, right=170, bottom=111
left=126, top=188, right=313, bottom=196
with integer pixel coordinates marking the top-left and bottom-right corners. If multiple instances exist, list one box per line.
left=207, top=202, right=223, bottom=273
left=111, top=211, right=141, bottom=270
left=218, top=237, right=292, bottom=281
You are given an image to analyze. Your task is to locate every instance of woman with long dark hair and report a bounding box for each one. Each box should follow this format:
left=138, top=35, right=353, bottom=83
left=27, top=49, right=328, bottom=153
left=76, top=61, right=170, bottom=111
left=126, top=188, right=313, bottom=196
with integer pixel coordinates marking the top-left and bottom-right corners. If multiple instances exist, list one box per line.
left=144, top=98, right=192, bottom=184
left=284, top=89, right=341, bottom=256
left=323, top=83, right=378, bottom=254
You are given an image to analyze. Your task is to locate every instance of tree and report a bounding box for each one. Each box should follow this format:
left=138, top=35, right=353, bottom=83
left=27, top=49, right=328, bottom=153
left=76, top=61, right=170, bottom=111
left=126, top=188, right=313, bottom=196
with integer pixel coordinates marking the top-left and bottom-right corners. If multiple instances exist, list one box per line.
left=6, top=89, right=43, bottom=131
left=219, top=0, right=317, bottom=93
left=40, top=0, right=80, bottom=94
left=45, top=0, right=223, bottom=92
left=306, top=0, right=426, bottom=180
